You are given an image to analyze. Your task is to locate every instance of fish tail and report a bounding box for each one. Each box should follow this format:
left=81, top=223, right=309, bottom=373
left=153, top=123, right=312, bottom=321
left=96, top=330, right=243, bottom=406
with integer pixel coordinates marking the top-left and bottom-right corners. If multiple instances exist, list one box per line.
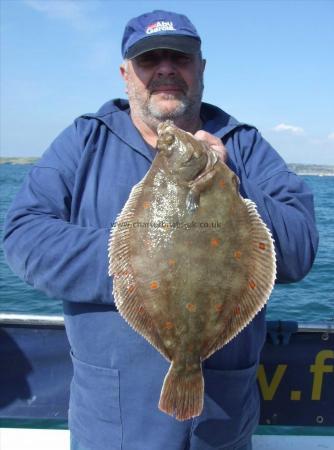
left=159, top=362, right=204, bottom=421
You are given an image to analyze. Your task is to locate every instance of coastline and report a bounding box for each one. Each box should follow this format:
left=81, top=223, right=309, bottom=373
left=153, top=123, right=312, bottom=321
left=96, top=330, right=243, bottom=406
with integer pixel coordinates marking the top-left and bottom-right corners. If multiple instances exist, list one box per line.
left=1, top=157, right=333, bottom=176
left=287, top=163, right=334, bottom=177
left=1, top=157, right=39, bottom=165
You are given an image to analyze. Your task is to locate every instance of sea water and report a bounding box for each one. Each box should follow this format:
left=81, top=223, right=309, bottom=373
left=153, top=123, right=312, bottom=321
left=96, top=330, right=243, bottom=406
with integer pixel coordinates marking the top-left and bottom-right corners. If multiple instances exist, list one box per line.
left=0, top=163, right=333, bottom=323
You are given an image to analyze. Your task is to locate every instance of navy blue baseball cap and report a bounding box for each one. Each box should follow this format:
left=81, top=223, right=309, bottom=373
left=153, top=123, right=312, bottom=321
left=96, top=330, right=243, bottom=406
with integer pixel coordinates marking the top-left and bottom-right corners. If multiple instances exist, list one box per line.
left=122, top=10, right=201, bottom=59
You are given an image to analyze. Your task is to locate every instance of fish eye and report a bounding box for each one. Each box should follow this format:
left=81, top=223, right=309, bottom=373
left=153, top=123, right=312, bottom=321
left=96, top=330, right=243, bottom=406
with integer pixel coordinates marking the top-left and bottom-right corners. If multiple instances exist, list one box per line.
left=164, top=132, right=175, bottom=145
left=157, top=142, right=170, bottom=155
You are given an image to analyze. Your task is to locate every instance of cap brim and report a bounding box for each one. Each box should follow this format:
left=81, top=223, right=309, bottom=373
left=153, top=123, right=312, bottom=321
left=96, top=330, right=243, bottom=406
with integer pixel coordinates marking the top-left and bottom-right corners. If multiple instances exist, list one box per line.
left=126, top=35, right=201, bottom=59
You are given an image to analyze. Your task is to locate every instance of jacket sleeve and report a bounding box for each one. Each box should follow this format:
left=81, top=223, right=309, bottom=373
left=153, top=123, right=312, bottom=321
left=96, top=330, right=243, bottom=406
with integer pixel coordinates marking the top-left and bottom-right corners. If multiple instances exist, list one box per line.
left=3, top=121, right=113, bottom=304
left=232, top=127, right=319, bottom=284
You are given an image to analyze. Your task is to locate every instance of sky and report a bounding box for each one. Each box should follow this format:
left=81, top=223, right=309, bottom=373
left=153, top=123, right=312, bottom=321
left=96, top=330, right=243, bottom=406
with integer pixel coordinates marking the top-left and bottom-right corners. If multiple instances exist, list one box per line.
left=1, top=0, right=334, bottom=164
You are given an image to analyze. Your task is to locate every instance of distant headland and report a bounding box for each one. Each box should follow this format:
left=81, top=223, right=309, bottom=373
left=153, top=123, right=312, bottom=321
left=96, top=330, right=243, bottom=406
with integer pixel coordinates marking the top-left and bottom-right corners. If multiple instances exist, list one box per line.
left=1, top=157, right=39, bottom=165
left=287, top=163, right=334, bottom=176
left=1, top=157, right=333, bottom=176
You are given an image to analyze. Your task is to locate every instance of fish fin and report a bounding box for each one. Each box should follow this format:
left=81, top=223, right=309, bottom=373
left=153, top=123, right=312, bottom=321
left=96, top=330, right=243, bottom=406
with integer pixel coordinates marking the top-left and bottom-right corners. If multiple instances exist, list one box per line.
left=159, top=361, right=204, bottom=421
left=186, top=189, right=200, bottom=212
left=108, top=181, right=171, bottom=361
left=203, top=198, right=276, bottom=359
left=185, top=152, right=218, bottom=212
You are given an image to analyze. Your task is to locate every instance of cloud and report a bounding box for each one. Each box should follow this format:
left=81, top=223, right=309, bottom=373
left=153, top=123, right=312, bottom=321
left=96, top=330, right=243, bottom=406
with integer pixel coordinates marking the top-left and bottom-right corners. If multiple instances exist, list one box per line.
left=265, top=127, right=334, bottom=165
left=24, top=0, right=93, bottom=30
left=272, top=123, right=305, bottom=135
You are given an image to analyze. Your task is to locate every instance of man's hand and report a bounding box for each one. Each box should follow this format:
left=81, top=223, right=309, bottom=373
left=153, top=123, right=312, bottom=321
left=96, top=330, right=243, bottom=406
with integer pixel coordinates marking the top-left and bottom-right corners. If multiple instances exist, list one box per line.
left=194, top=130, right=228, bottom=163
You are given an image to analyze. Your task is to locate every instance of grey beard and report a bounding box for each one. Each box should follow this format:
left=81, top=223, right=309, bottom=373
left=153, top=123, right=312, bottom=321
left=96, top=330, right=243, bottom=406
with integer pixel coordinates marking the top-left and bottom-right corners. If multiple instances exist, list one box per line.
left=144, top=85, right=204, bottom=126
left=127, top=77, right=204, bottom=128
left=147, top=96, right=191, bottom=121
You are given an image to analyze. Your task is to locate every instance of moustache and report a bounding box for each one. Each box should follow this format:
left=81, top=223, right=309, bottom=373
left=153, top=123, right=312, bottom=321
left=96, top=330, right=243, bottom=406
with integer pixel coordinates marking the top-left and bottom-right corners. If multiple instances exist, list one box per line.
left=149, top=79, right=188, bottom=92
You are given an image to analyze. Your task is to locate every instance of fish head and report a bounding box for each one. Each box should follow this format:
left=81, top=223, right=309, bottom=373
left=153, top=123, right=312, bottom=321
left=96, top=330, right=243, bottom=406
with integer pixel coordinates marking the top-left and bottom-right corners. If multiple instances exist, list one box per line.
left=156, top=121, right=209, bottom=182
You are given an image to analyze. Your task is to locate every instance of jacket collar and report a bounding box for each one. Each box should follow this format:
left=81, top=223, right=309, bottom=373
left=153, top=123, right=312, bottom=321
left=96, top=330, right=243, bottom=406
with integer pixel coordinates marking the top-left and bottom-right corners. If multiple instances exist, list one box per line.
left=82, top=99, right=155, bottom=162
left=200, top=102, right=246, bottom=138
left=81, top=99, right=248, bottom=161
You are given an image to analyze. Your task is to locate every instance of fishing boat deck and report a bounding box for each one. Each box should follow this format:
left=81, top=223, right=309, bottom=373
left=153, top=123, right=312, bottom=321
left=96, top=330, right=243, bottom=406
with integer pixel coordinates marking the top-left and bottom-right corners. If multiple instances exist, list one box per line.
left=0, top=428, right=333, bottom=449
left=1, top=315, right=333, bottom=449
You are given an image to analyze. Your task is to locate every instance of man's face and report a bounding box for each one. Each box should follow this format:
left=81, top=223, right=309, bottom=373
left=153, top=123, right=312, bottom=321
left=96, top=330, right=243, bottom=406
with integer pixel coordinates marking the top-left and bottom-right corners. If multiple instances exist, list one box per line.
left=120, top=49, right=205, bottom=125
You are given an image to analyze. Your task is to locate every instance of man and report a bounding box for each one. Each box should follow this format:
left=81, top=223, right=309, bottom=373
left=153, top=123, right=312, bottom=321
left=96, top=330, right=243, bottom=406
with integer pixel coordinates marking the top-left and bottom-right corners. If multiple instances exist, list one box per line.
left=3, top=10, right=318, bottom=450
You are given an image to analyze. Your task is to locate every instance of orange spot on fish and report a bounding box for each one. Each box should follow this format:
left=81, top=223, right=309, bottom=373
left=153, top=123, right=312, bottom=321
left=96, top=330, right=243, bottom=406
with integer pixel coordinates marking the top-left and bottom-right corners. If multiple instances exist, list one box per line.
left=259, top=242, right=266, bottom=250
left=150, top=281, right=159, bottom=289
left=249, top=280, right=256, bottom=289
left=215, top=303, right=223, bottom=313
left=127, top=285, right=135, bottom=293
left=138, top=305, right=145, bottom=315
left=164, top=321, right=174, bottom=330
left=234, top=250, right=242, bottom=260
left=114, top=269, right=129, bottom=278
left=168, top=259, right=176, bottom=266
left=143, top=201, right=150, bottom=209
left=186, top=303, right=197, bottom=313
left=211, top=238, right=220, bottom=247
left=234, top=305, right=241, bottom=315
left=219, top=180, right=225, bottom=188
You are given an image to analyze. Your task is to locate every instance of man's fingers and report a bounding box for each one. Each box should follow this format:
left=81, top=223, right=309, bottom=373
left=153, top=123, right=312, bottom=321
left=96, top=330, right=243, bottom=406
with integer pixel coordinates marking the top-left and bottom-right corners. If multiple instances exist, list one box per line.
left=194, top=130, right=218, bottom=145
left=211, top=145, right=227, bottom=163
left=194, top=130, right=227, bottom=163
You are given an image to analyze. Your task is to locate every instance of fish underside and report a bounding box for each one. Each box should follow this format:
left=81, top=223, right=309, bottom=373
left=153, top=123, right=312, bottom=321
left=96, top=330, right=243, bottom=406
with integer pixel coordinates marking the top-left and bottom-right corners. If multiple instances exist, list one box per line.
left=108, top=121, right=276, bottom=421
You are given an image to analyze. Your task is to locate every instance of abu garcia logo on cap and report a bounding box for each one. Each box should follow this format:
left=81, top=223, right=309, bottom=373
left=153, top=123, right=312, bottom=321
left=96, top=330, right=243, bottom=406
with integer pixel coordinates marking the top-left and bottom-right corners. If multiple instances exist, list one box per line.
left=146, top=21, right=176, bottom=34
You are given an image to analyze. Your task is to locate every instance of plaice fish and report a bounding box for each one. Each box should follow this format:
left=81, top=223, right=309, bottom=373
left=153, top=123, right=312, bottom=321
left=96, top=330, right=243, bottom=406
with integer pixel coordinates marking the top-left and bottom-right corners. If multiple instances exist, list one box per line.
left=108, top=120, right=276, bottom=421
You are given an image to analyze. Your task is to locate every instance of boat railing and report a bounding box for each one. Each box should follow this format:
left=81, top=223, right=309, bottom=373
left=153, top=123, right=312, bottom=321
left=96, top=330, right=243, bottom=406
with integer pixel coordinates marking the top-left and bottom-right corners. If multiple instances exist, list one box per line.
left=1, top=312, right=333, bottom=332
left=0, top=313, right=64, bottom=326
